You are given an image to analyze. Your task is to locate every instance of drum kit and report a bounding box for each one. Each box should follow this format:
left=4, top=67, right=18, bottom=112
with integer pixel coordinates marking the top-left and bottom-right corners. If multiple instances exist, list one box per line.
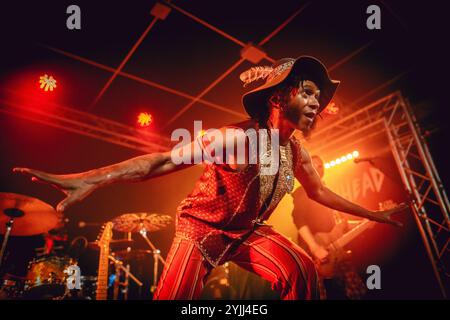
left=0, top=192, right=172, bottom=300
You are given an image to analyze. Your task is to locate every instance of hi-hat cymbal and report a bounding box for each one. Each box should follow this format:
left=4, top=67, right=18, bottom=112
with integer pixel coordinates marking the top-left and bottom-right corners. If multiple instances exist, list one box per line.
left=0, top=192, right=62, bottom=236
left=112, top=213, right=172, bottom=233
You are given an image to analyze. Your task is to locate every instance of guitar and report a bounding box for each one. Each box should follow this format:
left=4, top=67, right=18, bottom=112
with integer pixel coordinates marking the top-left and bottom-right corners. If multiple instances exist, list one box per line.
left=314, top=200, right=398, bottom=278
left=95, top=222, right=113, bottom=300
left=314, top=219, right=376, bottom=278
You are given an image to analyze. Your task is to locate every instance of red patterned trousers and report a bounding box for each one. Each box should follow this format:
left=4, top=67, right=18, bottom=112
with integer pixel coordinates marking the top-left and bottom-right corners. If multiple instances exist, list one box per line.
left=153, top=225, right=320, bottom=300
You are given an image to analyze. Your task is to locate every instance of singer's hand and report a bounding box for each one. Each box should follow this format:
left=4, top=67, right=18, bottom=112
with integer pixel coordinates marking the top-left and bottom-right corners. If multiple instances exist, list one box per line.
left=368, top=203, right=408, bottom=227
left=13, top=167, right=95, bottom=212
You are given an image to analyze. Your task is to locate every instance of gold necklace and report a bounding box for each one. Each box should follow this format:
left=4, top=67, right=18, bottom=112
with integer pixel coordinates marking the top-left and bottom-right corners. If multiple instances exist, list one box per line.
left=264, top=119, right=294, bottom=193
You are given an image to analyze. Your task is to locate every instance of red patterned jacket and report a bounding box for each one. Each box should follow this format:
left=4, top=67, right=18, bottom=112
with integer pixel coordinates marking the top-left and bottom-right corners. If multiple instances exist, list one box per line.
left=175, top=120, right=303, bottom=266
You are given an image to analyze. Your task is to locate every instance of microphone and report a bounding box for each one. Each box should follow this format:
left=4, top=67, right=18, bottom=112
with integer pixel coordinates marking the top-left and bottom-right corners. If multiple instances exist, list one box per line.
left=78, top=221, right=102, bottom=228
left=354, top=157, right=377, bottom=164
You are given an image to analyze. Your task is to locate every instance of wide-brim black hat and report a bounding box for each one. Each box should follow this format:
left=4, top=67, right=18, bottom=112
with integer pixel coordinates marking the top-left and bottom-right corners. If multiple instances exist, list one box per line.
left=242, top=56, right=340, bottom=119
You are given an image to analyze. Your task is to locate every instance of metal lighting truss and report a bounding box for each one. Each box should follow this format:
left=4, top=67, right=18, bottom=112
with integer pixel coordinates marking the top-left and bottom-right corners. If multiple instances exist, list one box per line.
left=305, top=91, right=449, bottom=298
left=0, top=92, right=171, bottom=154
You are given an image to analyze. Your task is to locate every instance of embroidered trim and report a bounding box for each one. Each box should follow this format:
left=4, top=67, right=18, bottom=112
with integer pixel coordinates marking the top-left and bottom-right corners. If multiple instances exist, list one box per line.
left=259, top=141, right=294, bottom=219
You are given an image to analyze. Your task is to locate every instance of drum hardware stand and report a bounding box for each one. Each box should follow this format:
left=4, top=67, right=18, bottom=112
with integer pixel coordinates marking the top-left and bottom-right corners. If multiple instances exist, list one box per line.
left=0, top=219, right=13, bottom=270
left=138, top=227, right=166, bottom=293
left=112, top=262, right=131, bottom=300
left=123, top=264, right=130, bottom=300
left=111, top=212, right=172, bottom=295
left=0, top=208, right=24, bottom=269
left=35, top=246, right=64, bottom=257
left=113, top=259, right=120, bottom=300
left=108, top=254, right=143, bottom=300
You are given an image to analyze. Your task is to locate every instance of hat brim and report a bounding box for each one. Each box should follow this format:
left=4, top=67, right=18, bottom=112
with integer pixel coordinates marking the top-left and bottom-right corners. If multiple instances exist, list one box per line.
left=242, top=56, right=340, bottom=119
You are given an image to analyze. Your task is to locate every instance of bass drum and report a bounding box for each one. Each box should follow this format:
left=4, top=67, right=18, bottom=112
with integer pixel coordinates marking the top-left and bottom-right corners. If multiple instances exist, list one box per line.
left=23, top=255, right=75, bottom=299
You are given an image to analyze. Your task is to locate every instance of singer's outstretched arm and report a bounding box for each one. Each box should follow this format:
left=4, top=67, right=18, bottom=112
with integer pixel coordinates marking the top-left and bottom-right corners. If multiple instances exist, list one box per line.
left=14, top=151, right=177, bottom=212
left=13, top=127, right=248, bottom=212
left=295, top=147, right=406, bottom=227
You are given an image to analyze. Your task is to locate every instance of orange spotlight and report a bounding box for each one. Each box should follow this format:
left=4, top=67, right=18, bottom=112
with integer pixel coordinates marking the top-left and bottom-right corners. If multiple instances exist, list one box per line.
left=324, top=101, right=339, bottom=115
left=347, top=153, right=353, bottom=160
left=353, top=150, right=359, bottom=158
left=38, top=74, right=57, bottom=92
left=325, top=163, right=331, bottom=169
left=137, top=112, right=152, bottom=127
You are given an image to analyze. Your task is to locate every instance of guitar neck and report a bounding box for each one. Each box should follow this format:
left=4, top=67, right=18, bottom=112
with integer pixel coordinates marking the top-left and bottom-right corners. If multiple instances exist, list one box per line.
left=96, top=244, right=110, bottom=300
left=333, top=219, right=375, bottom=248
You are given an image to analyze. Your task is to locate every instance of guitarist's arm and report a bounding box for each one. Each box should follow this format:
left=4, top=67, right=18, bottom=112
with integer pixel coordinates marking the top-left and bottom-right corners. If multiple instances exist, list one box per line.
left=296, top=147, right=405, bottom=227
left=298, top=226, right=329, bottom=261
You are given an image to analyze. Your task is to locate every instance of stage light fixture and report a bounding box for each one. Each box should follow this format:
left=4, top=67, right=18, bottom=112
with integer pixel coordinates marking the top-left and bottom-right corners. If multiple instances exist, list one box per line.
left=324, top=101, right=339, bottom=115
left=325, top=150, right=360, bottom=169
left=39, top=74, right=57, bottom=92
left=137, top=112, right=152, bottom=127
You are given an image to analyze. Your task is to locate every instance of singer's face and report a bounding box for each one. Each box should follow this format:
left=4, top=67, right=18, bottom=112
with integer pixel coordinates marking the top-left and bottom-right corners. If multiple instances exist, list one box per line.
left=282, top=80, right=321, bottom=135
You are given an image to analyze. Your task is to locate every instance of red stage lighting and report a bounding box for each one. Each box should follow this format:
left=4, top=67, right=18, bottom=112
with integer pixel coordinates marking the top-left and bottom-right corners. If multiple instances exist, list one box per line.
left=137, top=112, right=153, bottom=127
left=324, top=101, right=339, bottom=115
left=38, top=74, right=57, bottom=92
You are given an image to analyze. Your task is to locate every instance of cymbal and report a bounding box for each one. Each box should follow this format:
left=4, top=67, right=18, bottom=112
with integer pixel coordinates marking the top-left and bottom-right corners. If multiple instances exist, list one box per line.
left=113, top=249, right=152, bottom=261
left=0, top=193, right=62, bottom=236
left=112, top=213, right=172, bottom=233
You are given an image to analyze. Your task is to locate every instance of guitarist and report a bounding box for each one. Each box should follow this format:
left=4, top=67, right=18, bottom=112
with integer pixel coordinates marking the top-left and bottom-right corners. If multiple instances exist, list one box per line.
left=292, top=155, right=367, bottom=299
